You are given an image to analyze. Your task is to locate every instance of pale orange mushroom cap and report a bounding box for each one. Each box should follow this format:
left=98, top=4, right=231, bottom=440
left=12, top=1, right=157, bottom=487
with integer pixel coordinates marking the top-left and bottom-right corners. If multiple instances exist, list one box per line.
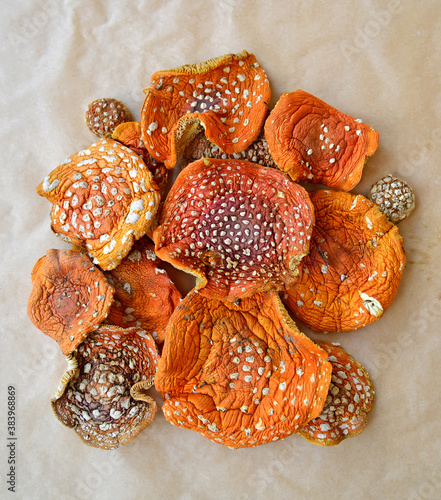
left=153, top=158, right=314, bottom=301
left=27, top=249, right=114, bottom=355
left=284, top=189, right=406, bottom=332
left=141, top=50, right=271, bottom=169
left=51, top=325, right=159, bottom=450
left=103, top=237, right=182, bottom=343
left=299, top=341, right=374, bottom=446
left=36, top=138, right=161, bottom=270
left=155, top=290, right=332, bottom=448
left=265, top=90, right=379, bottom=191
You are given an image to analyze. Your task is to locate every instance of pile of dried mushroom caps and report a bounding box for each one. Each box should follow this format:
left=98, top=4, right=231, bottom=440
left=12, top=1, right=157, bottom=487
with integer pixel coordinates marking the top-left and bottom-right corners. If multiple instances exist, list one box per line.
left=28, top=50, right=415, bottom=450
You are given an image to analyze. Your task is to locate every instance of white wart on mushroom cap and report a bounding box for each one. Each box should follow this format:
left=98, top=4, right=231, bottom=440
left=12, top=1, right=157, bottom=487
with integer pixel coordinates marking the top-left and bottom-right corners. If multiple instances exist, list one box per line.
left=153, top=158, right=315, bottom=300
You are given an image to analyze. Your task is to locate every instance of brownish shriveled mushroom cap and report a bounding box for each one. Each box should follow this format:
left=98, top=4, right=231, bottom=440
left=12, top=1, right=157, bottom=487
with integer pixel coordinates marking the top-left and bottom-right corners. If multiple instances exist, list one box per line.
left=85, top=98, right=132, bottom=138
left=36, top=138, right=161, bottom=270
left=51, top=325, right=159, bottom=450
left=141, top=50, right=271, bottom=168
left=284, top=189, right=406, bottom=332
left=27, top=249, right=114, bottom=354
left=153, top=158, right=315, bottom=301
left=299, top=341, right=374, bottom=446
left=155, top=289, right=332, bottom=448
left=103, top=237, right=182, bottom=343
left=265, top=90, right=379, bottom=191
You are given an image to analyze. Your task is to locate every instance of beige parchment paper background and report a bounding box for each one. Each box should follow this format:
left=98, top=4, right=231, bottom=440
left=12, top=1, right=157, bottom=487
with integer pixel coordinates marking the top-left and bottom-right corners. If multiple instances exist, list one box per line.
left=1, top=1, right=440, bottom=499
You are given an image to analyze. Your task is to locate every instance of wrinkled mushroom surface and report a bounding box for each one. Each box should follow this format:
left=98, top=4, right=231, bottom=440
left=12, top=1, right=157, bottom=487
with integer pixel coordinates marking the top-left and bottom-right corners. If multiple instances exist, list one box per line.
left=284, top=189, right=406, bottom=332
left=51, top=325, right=159, bottom=450
left=299, top=341, right=374, bottom=446
left=112, top=121, right=169, bottom=194
left=182, top=128, right=276, bottom=169
left=155, top=289, right=332, bottom=448
left=368, top=174, right=415, bottom=223
left=265, top=90, right=379, bottom=191
left=85, top=98, right=132, bottom=138
left=27, top=249, right=114, bottom=354
left=104, top=237, right=181, bottom=343
left=153, top=158, right=314, bottom=300
left=36, top=138, right=161, bottom=270
left=141, top=50, right=271, bottom=168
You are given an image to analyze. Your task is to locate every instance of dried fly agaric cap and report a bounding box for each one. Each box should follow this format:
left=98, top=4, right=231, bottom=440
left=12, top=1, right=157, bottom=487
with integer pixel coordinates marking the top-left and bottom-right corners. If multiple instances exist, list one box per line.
left=155, top=290, right=331, bottom=448
left=153, top=158, right=314, bottom=300
left=182, top=128, right=276, bottom=169
left=299, top=341, right=374, bottom=446
left=51, top=325, right=159, bottom=450
left=112, top=121, right=169, bottom=194
left=368, top=174, right=415, bottom=223
left=104, top=237, right=182, bottom=343
left=36, top=138, right=161, bottom=270
left=264, top=90, right=379, bottom=191
left=27, top=249, right=114, bottom=355
left=141, top=50, right=271, bottom=168
left=284, top=189, right=406, bottom=332
left=85, top=98, right=132, bottom=138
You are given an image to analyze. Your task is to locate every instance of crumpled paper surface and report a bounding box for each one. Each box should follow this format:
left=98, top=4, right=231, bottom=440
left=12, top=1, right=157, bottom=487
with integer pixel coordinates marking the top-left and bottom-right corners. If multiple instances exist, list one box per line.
left=1, top=1, right=441, bottom=499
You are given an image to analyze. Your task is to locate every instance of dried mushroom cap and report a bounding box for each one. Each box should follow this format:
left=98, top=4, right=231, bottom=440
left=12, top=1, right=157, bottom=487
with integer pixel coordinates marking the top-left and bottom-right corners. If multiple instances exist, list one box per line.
left=36, top=138, right=161, bottom=270
left=299, top=341, right=374, bottom=446
left=284, top=189, right=406, bottom=332
left=153, top=158, right=314, bottom=301
left=264, top=90, right=379, bottom=191
left=368, top=174, right=415, bottom=222
left=141, top=50, right=271, bottom=168
left=103, top=237, right=182, bottom=343
left=112, top=121, right=169, bottom=194
left=182, top=129, right=276, bottom=169
left=85, top=98, right=132, bottom=138
left=27, top=249, right=114, bottom=355
left=155, top=290, right=332, bottom=448
left=51, top=325, right=159, bottom=450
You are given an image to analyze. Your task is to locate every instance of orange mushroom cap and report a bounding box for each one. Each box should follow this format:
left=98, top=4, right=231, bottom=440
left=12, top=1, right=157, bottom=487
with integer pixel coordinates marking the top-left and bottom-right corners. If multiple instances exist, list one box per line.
left=264, top=90, right=379, bottom=191
left=153, top=158, right=314, bottom=301
left=51, top=325, right=159, bottom=450
left=103, top=237, right=182, bottom=343
left=27, top=249, right=114, bottom=355
left=112, top=121, right=169, bottom=194
left=141, top=50, right=271, bottom=168
left=155, top=290, right=332, bottom=448
left=36, top=138, right=161, bottom=270
left=283, top=189, right=406, bottom=332
left=299, top=341, right=374, bottom=446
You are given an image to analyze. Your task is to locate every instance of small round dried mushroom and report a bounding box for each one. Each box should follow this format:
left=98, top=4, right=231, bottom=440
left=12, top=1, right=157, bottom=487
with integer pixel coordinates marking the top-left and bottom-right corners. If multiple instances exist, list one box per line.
left=27, top=249, right=114, bottom=355
left=299, top=342, right=374, bottom=446
left=85, top=98, right=132, bottom=138
left=155, top=290, right=332, bottom=448
left=104, top=237, right=182, bottom=343
left=141, top=50, right=271, bottom=168
left=265, top=90, right=379, bottom=191
left=51, top=325, right=159, bottom=450
left=284, top=189, right=406, bottom=332
left=153, top=158, right=314, bottom=300
left=368, top=174, right=415, bottom=223
left=36, top=138, right=161, bottom=270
